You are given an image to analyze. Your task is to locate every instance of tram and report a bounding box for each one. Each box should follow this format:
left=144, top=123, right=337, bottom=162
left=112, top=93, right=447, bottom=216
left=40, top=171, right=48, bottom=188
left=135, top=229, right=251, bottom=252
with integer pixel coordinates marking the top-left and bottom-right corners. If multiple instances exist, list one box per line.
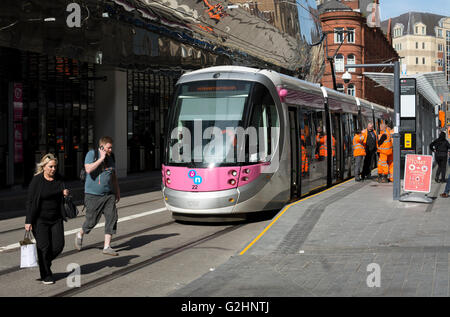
left=162, top=66, right=393, bottom=221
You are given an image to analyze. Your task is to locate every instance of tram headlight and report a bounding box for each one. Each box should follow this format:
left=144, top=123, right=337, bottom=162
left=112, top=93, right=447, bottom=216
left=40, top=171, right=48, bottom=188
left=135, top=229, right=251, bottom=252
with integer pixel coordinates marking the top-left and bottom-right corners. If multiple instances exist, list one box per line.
left=244, top=168, right=250, bottom=174
left=167, top=178, right=171, bottom=184
left=228, top=179, right=236, bottom=185
left=166, top=170, right=171, bottom=176
left=230, top=170, right=237, bottom=177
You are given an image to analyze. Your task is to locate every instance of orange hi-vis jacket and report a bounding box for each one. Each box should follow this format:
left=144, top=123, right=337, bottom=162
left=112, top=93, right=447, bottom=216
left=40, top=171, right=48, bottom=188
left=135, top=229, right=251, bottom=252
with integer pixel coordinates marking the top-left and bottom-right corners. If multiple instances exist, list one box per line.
left=439, top=110, right=445, bottom=128
left=353, top=133, right=366, bottom=157
left=301, top=145, right=308, bottom=173
left=317, top=134, right=336, bottom=157
left=378, top=128, right=393, bottom=156
left=300, top=135, right=308, bottom=173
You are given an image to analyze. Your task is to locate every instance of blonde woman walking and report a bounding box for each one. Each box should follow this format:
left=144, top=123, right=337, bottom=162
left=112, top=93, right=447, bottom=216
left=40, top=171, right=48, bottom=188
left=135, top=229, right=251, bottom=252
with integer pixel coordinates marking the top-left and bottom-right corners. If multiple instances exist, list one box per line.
left=25, top=153, right=69, bottom=285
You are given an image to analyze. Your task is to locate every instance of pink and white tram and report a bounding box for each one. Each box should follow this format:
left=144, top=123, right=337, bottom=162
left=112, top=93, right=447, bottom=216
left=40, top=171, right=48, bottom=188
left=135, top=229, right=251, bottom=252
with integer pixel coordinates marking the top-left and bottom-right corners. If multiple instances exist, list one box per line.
left=162, top=66, right=393, bottom=221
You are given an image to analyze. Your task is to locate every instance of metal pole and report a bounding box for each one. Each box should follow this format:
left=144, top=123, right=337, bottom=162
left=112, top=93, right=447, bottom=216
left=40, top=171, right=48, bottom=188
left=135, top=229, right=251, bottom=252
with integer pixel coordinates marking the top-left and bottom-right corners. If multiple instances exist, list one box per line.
left=328, top=58, right=337, bottom=91
left=393, top=61, right=401, bottom=200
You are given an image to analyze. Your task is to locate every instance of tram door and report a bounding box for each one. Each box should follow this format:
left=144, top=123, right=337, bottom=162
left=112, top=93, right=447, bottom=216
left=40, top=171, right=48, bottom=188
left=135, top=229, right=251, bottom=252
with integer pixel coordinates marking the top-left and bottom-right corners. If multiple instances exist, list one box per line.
left=288, top=107, right=301, bottom=199
left=331, top=113, right=343, bottom=181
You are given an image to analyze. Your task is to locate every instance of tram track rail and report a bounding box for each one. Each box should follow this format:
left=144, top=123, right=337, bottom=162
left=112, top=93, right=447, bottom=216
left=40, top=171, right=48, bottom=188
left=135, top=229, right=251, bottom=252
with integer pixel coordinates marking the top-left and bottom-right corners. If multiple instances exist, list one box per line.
left=52, top=224, right=244, bottom=297
left=0, top=219, right=176, bottom=277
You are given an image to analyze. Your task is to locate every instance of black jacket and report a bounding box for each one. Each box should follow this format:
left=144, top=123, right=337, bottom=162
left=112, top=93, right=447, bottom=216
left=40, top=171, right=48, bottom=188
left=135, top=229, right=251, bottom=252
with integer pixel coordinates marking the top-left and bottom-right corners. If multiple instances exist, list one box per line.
left=430, top=134, right=450, bottom=158
left=25, top=173, right=67, bottom=224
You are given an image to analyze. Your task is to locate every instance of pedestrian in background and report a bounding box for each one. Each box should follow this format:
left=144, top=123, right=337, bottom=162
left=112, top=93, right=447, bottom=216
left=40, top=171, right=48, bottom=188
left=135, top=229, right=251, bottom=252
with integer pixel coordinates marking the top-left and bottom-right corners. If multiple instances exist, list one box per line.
left=75, top=136, right=121, bottom=256
left=430, top=131, right=450, bottom=183
left=353, top=128, right=366, bottom=181
left=361, top=122, right=377, bottom=180
left=25, top=153, right=69, bottom=285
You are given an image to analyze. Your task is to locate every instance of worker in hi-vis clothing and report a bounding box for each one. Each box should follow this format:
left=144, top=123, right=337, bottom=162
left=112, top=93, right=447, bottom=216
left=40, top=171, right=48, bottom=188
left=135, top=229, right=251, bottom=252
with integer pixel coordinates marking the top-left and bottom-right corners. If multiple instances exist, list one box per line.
left=377, top=122, right=393, bottom=183
left=353, top=128, right=366, bottom=182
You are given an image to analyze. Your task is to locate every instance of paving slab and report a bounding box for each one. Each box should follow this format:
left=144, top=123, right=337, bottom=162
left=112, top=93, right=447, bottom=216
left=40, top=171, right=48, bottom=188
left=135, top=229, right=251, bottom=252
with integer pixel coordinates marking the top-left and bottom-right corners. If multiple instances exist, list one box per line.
left=171, top=174, right=450, bottom=297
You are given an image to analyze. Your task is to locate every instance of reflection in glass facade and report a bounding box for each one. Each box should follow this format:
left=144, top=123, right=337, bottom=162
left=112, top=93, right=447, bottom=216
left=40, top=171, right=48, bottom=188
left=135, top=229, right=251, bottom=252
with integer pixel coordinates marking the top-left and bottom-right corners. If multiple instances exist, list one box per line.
left=0, top=47, right=96, bottom=188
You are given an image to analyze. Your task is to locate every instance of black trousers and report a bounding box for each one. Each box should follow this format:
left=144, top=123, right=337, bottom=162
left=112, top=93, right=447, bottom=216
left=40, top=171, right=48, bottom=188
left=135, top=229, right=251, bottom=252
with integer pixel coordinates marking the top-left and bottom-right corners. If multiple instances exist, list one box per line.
left=362, top=149, right=377, bottom=177
left=435, top=156, right=447, bottom=182
left=32, top=218, right=65, bottom=279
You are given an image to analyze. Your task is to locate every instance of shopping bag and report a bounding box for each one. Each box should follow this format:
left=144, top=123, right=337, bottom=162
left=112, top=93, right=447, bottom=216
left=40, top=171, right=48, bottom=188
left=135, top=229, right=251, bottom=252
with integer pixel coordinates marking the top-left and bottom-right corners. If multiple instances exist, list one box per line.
left=20, top=231, right=38, bottom=268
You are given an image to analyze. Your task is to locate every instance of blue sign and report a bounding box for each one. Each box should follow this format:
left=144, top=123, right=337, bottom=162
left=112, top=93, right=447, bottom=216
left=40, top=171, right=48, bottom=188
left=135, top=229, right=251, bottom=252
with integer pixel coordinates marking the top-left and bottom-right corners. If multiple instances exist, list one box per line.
left=188, top=170, right=202, bottom=185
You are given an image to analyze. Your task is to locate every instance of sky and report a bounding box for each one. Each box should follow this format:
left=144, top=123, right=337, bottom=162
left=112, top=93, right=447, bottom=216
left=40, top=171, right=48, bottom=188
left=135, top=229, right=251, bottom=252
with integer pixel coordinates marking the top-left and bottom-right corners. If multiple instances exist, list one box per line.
left=380, top=0, right=450, bottom=20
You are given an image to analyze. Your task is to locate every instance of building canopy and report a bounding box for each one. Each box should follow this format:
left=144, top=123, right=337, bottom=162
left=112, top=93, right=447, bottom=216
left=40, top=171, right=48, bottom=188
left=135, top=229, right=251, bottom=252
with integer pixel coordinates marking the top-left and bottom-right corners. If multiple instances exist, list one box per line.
left=364, top=72, right=449, bottom=105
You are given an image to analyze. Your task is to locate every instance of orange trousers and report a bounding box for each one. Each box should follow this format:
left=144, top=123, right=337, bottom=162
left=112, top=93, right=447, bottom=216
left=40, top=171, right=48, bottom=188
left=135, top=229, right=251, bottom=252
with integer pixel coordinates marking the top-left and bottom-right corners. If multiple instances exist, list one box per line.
left=378, top=153, right=393, bottom=181
left=378, top=153, right=389, bottom=176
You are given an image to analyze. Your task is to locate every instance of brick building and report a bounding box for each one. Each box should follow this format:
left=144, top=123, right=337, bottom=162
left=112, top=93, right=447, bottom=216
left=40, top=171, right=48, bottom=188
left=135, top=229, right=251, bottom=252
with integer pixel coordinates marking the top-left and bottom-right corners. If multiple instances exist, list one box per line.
left=318, top=0, right=399, bottom=108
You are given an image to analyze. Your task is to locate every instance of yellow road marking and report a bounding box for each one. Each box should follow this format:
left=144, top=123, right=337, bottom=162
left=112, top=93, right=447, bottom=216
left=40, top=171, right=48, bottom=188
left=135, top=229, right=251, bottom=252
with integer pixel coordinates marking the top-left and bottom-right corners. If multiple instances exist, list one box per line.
left=239, top=178, right=355, bottom=255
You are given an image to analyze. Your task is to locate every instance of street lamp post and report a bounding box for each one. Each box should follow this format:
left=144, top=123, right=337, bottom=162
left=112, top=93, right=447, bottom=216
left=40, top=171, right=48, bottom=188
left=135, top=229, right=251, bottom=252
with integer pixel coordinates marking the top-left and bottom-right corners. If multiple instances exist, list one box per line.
left=344, top=62, right=401, bottom=200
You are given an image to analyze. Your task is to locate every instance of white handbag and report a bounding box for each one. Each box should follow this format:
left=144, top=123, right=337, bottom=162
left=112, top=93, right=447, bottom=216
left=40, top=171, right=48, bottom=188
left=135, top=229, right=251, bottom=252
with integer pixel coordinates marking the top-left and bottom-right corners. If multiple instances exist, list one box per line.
left=20, top=231, right=38, bottom=268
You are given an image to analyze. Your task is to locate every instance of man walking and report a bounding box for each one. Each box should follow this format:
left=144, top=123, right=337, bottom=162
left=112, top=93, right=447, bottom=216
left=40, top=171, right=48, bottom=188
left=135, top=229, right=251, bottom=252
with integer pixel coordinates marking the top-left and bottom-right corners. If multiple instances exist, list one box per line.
left=361, top=123, right=377, bottom=180
left=75, top=136, right=121, bottom=256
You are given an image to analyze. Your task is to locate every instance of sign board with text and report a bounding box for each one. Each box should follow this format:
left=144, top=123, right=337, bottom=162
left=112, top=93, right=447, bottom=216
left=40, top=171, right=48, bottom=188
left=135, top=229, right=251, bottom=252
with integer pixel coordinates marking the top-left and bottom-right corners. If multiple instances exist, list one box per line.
left=403, top=154, right=432, bottom=193
left=400, top=78, right=416, bottom=118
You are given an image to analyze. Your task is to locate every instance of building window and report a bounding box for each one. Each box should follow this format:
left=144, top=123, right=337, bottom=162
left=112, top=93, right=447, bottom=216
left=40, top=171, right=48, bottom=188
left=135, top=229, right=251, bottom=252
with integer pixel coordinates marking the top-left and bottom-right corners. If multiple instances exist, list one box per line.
left=416, top=42, right=418, bottom=49
left=336, top=84, right=344, bottom=93
left=422, top=42, right=425, bottom=49
left=423, top=57, right=426, bottom=64
left=415, top=26, right=419, bottom=34
left=347, top=28, right=355, bottom=43
left=416, top=57, right=419, bottom=64
left=422, top=26, right=425, bottom=35
left=395, top=43, right=403, bottom=51
left=438, top=29, right=443, bottom=38
left=347, top=84, right=355, bottom=96
left=438, top=43, right=444, bottom=51
left=334, top=28, right=344, bottom=43
left=335, top=54, right=344, bottom=72
left=347, top=54, right=355, bottom=72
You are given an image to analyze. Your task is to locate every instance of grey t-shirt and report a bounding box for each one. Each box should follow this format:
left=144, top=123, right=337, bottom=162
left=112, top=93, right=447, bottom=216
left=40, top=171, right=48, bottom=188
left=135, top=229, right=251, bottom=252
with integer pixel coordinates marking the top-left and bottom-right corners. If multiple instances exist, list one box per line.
left=84, top=150, right=115, bottom=195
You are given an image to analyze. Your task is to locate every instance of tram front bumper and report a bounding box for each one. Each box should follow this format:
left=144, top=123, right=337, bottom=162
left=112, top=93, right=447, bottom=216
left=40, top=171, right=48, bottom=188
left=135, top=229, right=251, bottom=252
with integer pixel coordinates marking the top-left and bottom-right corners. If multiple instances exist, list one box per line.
left=163, top=187, right=239, bottom=214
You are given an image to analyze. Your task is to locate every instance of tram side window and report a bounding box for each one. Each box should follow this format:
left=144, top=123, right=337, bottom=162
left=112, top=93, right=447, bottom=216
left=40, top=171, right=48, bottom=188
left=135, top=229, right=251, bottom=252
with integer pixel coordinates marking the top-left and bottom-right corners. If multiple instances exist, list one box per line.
left=248, top=83, right=279, bottom=163
left=301, top=111, right=314, bottom=174
left=352, top=114, right=358, bottom=131
left=312, top=111, right=326, bottom=160
left=342, top=114, right=350, bottom=159
left=361, top=115, right=369, bottom=131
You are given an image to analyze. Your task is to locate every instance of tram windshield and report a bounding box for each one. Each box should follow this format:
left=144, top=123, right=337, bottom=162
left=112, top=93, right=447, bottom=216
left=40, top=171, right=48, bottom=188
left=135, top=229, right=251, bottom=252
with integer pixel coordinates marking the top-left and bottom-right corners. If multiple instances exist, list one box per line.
left=167, top=80, right=251, bottom=166
left=167, top=79, right=280, bottom=167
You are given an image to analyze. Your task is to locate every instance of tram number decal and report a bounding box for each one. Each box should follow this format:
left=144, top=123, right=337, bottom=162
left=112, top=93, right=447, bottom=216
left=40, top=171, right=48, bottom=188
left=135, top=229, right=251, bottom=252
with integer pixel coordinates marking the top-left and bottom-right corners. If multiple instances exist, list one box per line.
left=188, top=170, right=202, bottom=190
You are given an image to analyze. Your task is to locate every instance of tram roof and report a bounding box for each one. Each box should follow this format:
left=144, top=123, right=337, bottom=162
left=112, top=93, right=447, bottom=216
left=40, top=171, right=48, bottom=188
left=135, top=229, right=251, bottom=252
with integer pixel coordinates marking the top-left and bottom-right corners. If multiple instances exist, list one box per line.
left=356, top=97, right=391, bottom=120
left=179, top=66, right=323, bottom=94
left=179, top=66, right=393, bottom=119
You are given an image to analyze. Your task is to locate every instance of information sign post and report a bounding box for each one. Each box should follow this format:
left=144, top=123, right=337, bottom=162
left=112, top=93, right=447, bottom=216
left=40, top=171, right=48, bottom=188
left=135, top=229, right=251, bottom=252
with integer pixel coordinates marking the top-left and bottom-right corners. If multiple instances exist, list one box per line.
left=400, top=154, right=433, bottom=203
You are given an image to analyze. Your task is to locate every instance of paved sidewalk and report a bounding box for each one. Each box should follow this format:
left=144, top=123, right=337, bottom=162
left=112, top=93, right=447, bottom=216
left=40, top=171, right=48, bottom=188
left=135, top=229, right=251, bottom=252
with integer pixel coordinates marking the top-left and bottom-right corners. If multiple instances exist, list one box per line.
left=171, top=176, right=450, bottom=297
